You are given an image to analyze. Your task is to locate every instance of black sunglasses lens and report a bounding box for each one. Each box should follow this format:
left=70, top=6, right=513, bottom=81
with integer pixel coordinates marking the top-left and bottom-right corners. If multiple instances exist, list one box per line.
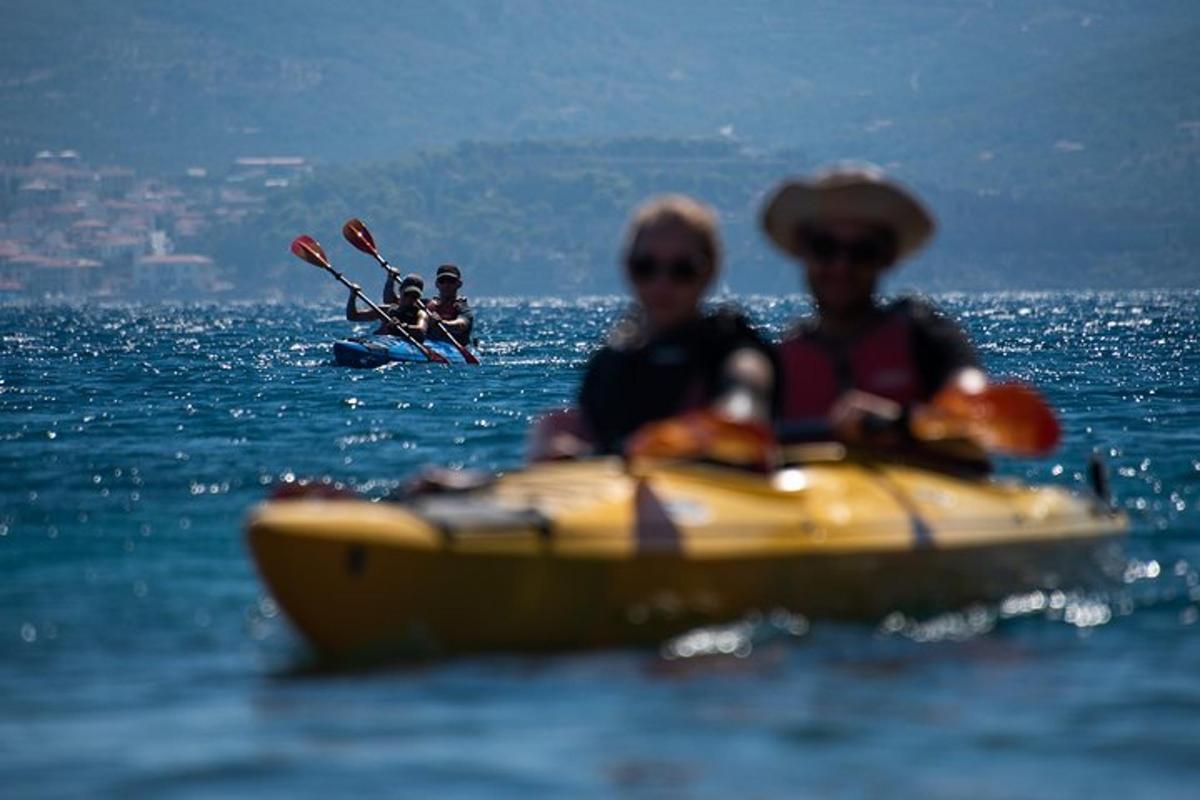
left=847, top=240, right=884, bottom=263
left=806, top=233, right=838, bottom=261
left=629, top=256, right=702, bottom=283
left=629, top=256, right=656, bottom=280
left=668, top=260, right=700, bottom=283
left=805, top=232, right=890, bottom=265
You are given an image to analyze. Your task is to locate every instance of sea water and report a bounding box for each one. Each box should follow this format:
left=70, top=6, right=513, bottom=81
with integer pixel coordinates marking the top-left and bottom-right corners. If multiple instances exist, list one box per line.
left=2, top=291, right=1198, bottom=798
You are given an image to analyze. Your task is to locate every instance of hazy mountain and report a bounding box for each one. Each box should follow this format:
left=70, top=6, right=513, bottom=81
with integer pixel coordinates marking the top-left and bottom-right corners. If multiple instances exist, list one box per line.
left=3, top=1, right=1197, bottom=210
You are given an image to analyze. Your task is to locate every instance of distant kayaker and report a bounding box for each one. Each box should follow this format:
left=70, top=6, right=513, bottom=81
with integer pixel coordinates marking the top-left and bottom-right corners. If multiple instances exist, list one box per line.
left=761, top=163, right=985, bottom=451
left=531, top=195, right=777, bottom=459
left=347, top=272, right=428, bottom=341
left=424, top=264, right=475, bottom=345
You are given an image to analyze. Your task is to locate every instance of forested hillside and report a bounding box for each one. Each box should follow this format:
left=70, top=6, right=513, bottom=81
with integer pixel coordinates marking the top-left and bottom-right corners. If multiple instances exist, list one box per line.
left=215, top=139, right=1197, bottom=297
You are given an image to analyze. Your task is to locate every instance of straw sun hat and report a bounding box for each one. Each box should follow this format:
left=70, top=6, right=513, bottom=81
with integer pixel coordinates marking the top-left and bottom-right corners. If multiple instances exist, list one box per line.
left=761, top=163, right=936, bottom=264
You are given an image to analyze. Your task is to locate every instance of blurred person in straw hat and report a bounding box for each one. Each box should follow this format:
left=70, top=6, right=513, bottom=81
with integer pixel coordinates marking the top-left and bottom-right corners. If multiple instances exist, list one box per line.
left=760, top=163, right=986, bottom=450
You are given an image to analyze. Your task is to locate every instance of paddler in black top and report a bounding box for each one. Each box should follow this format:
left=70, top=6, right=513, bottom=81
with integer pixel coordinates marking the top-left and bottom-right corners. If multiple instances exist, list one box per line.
left=573, top=194, right=777, bottom=456
left=760, top=163, right=984, bottom=449
left=424, top=264, right=475, bottom=344
left=346, top=272, right=429, bottom=341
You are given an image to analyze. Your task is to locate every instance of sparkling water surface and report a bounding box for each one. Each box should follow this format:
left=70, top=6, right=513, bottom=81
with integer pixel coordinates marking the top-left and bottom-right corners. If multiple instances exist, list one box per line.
left=3, top=292, right=1199, bottom=798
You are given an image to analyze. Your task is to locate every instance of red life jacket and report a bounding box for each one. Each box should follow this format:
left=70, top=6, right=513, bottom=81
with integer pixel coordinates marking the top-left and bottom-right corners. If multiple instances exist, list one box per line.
left=779, top=310, right=923, bottom=420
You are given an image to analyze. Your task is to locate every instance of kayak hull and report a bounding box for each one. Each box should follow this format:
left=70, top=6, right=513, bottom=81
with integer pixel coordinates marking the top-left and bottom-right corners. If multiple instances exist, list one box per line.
left=332, top=336, right=473, bottom=367
left=247, top=457, right=1127, bottom=659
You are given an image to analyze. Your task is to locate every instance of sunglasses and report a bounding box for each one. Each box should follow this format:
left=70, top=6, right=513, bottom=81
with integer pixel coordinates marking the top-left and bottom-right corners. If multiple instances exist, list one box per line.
left=436, top=276, right=460, bottom=286
left=801, top=230, right=895, bottom=266
left=628, top=255, right=705, bottom=285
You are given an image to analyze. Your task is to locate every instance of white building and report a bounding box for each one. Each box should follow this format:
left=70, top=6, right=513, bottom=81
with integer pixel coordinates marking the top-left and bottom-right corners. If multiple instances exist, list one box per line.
left=133, top=254, right=218, bottom=297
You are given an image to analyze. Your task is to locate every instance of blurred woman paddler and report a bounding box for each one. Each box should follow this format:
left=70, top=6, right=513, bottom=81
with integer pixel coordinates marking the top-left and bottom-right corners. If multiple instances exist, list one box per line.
left=761, top=163, right=987, bottom=459
left=530, top=195, right=778, bottom=462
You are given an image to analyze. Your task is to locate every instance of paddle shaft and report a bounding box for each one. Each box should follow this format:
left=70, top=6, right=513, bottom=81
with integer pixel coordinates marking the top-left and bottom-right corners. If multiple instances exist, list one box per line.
left=325, top=264, right=446, bottom=363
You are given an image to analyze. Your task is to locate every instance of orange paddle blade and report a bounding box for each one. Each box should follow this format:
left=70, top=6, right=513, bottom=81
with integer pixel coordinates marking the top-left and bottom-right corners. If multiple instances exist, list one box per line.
left=290, top=235, right=331, bottom=268
left=626, top=410, right=776, bottom=470
left=915, top=381, right=1061, bottom=457
left=342, top=218, right=379, bottom=256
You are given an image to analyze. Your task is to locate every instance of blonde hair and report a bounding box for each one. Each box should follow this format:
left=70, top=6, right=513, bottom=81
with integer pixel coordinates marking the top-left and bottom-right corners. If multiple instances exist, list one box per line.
left=623, top=194, right=722, bottom=274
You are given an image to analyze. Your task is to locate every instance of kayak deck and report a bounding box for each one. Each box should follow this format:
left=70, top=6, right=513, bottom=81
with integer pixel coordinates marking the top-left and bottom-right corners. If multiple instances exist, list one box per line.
left=247, top=457, right=1127, bottom=659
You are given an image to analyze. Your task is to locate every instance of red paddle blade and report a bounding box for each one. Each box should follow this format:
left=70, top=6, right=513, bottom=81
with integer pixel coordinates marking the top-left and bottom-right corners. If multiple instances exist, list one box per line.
left=626, top=409, right=776, bottom=469
left=342, top=218, right=378, bottom=256
left=930, top=381, right=1061, bottom=457
left=290, top=235, right=331, bottom=268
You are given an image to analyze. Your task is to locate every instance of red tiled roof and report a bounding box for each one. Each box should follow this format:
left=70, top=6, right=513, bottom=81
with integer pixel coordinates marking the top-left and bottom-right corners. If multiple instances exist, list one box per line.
left=136, top=254, right=214, bottom=266
left=102, top=200, right=141, bottom=210
left=30, top=257, right=102, bottom=270
left=96, top=235, right=144, bottom=247
left=234, top=156, right=306, bottom=167
left=9, top=254, right=56, bottom=266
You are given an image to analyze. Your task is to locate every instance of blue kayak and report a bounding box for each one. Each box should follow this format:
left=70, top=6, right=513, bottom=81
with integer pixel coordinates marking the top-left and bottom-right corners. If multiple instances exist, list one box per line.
left=332, top=336, right=474, bottom=367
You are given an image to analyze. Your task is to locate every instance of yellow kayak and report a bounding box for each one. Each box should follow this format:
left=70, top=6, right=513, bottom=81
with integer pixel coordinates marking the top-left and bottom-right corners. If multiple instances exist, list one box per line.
left=247, top=449, right=1127, bottom=659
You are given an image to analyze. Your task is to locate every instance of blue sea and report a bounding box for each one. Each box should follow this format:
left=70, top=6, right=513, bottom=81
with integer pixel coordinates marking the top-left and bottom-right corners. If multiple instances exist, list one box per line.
left=3, top=291, right=1199, bottom=798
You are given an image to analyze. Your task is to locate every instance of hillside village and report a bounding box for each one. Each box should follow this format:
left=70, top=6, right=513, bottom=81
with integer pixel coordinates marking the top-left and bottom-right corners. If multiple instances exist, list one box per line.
left=0, top=151, right=309, bottom=300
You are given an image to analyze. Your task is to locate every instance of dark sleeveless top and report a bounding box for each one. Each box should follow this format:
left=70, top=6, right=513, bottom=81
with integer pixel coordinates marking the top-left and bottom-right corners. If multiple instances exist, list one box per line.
left=579, top=309, right=778, bottom=454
